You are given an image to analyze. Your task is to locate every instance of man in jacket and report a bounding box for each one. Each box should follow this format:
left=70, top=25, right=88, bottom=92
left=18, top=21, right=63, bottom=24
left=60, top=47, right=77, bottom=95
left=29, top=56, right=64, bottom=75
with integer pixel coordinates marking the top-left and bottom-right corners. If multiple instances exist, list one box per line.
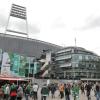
left=65, top=84, right=71, bottom=100
left=41, top=84, right=49, bottom=100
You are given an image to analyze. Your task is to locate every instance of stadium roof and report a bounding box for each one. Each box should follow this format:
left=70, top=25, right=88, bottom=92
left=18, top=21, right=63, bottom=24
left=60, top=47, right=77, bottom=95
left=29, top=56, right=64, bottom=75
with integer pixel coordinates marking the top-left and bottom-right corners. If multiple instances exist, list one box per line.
left=0, top=33, right=62, bottom=57
left=56, top=46, right=98, bottom=56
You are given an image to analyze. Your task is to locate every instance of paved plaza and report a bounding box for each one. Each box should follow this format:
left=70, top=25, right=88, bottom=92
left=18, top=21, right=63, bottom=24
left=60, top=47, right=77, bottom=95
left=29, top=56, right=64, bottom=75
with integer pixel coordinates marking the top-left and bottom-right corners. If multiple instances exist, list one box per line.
left=22, top=89, right=96, bottom=100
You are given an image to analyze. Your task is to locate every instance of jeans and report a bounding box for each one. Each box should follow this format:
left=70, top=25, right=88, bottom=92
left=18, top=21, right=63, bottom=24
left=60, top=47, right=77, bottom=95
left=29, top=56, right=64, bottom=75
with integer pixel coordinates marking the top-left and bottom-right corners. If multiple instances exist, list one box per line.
left=41, top=96, right=47, bottom=100
left=25, top=94, right=29, bottom=100
left=96, top=92, right=100, bottom=100
left=33, top=92, right=38, bottom=100
left=10, top=96, right=16, bottom=100
left=65, top=95, right=70, bottom=100
left=60, top=91, right=64, bottom=99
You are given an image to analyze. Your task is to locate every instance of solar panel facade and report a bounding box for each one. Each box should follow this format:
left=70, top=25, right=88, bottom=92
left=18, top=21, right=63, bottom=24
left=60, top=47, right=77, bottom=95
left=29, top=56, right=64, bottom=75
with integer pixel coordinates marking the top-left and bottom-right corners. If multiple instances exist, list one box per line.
left=0, top=33, right=62, bottom=57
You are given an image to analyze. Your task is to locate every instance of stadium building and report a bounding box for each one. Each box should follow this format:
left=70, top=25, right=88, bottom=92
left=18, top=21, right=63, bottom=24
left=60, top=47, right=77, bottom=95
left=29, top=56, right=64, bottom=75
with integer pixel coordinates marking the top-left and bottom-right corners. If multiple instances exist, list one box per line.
left=0, top=4, right=100, bottom=80
left=0, top=4, right=62, bottom=78
left=0, top=33, right=62, bottom=57
left=0, top=33, right=62, bottom=77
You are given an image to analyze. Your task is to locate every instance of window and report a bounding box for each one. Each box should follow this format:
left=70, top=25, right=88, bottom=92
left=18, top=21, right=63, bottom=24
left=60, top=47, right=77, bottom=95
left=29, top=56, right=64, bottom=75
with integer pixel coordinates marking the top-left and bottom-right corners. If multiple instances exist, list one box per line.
left=79, top=55, right=82, bottom=60
left=88, top=56, right=92, bottom=60
left=75, top=64, right=78, bottom=67
left=72, top=55, right=79, bottom=62
left=72, top=63, right=78, bottom=67
left=82, top=55, right=85, bottom=60
left=85, top=55, right=89, bottom=60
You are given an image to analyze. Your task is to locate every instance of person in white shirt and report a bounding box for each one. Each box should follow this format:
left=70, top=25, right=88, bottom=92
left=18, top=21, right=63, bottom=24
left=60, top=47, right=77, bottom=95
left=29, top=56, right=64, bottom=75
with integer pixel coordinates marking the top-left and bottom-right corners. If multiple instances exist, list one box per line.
left=5, top=84, right=10, bottom=100
left=32, top=83, right=39, bottom=100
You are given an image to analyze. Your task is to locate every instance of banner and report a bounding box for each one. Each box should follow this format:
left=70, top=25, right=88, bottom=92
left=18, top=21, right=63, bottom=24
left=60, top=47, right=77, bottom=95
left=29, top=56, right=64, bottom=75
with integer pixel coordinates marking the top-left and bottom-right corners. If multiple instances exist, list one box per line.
left=12, top=53, right=20, bottom=74
left=1, top=52, right=11, bottom=76
left=19, top=56, right=27, bottom=76
left=0, top=51, right=33, bottom=77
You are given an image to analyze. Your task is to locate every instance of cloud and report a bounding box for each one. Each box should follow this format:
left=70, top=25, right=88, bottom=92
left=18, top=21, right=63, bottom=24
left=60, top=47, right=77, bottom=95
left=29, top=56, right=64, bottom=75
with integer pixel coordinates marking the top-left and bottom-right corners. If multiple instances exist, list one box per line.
left=13, top=22, right=40, bottom=34
left=78, top=15, right=100, bottom=31
left=52, top=17, right=66, bottom=29
left=0, top=14, right=7, bottom=27
left=28, top=24, right=40, bottom=34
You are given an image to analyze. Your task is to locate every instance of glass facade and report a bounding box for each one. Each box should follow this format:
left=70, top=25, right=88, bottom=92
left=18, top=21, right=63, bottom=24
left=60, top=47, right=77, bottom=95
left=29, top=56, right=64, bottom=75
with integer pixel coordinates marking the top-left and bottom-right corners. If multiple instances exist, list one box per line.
left=55, top=47, right=100, bottom=79
left=0, top=48, right=39, bottom=77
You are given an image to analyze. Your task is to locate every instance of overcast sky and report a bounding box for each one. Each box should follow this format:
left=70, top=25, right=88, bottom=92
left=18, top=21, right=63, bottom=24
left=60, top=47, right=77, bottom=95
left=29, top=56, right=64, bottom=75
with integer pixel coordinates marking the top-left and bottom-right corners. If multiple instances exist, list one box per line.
left=0, top=0, right=100, bottom=55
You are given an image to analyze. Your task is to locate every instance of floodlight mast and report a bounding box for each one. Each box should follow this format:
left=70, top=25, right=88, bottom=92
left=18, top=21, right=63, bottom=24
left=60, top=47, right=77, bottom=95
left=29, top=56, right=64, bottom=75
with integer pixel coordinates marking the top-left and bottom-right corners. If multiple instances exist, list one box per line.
left=5, top=4, right=29, bottom=38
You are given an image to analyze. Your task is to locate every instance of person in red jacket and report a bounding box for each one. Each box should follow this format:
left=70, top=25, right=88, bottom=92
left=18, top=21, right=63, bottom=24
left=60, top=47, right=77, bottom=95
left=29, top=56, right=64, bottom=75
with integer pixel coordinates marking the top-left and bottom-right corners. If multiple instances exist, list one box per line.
left=10, top=83, right=17, bottom=100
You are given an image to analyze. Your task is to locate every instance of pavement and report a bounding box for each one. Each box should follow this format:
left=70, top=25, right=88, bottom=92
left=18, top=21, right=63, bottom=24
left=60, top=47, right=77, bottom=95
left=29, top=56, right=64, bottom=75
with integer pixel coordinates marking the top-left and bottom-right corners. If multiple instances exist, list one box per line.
left=22, top=89, right=96, bottom=100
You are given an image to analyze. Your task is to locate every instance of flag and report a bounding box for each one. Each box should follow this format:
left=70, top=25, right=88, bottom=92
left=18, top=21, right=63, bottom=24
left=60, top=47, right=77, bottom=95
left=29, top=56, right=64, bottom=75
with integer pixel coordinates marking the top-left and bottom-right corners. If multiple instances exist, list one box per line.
left=10, top=4, right=26, bottom=20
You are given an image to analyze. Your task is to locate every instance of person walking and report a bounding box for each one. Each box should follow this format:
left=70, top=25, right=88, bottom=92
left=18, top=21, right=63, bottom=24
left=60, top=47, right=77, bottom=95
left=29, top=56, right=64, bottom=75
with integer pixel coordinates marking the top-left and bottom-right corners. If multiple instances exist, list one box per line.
left=85, top=82, right=92, bottom=100
left=25, top=83, right=31, bottom=100
left=2, top=84, right=7, bottom=100
left=32, top=83, right=39, bottom=100
left=59, top=83, right=64, bottom=99
left=41, top=84, right=49, bottom=100
left=72, top=83, right=79, bottom=100
left=80, top=83, right=85, bottom=94
left=17, top=85, right=23, bottom=100
left=0, top=86, right=4, bottom=100
left=50, top=84, right=56, bottom=99
left=65, top=84, right=71, bottom=100
left=10, top=83, right=17, bottom=100
left=95, top=82, right=100, bottom=100
left=5, top=84, right=10, bottom=100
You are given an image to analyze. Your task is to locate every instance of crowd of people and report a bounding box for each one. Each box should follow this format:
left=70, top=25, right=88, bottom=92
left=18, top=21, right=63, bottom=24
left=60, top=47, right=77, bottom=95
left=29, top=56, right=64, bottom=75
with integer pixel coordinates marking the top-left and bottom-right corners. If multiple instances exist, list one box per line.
left=0, top=81, right=99, bottom=100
